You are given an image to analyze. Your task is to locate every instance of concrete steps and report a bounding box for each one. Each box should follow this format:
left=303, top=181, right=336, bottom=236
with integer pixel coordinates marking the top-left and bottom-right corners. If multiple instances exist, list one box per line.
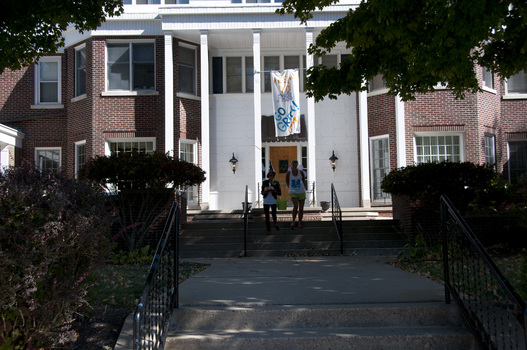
left=166, top=302, right=474, bottom=350
left=179, top=219, right=406, bottom=258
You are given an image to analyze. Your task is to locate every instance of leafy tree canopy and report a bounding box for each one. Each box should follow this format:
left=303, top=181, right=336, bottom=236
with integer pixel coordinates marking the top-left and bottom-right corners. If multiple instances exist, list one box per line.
left=278, top=0, right=527, bottom=101
left=0, top=0, right=123, bottom=73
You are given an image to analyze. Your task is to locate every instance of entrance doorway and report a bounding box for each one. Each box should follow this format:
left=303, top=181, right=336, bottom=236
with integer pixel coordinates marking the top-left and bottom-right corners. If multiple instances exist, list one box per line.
left=269, top=146, right=297, bottom=200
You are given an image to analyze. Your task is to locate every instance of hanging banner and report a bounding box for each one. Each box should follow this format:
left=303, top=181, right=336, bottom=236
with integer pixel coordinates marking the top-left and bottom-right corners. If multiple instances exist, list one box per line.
left=271, top=69, right=301, bottom=137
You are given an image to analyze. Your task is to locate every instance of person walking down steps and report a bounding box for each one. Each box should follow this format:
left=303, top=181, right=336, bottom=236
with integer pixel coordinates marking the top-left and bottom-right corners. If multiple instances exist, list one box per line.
left=286, top=159, right=307, bottom=229
left=261, top=162, right=281, bottom=234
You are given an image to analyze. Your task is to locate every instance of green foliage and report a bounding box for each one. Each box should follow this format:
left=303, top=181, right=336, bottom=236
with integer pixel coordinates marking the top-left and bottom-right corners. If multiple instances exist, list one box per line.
left=109, top=246, right=153, bottom=265
left=279, top=0, right=527, bottom=101
left=381, top=161, right=498, bottom=212
left=81, top=151, right=206, bottom=190
left=0, top=0, right=123, bottom=73
left=81, top=151, right=206, bottom=252
left=0, top=163, right=113, bottom=349
left=397, top=233, right=442, bottom=262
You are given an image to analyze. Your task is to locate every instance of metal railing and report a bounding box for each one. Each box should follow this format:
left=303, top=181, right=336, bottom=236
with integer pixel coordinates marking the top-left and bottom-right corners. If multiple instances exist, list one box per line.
left=243, top=185, right=249, bottom=257
left=331, top=183, right=343, bottom=254
left=133, top=202, right=180, bottom=350
left=441, top=195, right=527, bottom=350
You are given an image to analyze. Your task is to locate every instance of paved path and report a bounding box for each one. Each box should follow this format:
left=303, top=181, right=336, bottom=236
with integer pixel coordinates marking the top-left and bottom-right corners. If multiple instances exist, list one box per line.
left=115, top=255, right=446, bottom=349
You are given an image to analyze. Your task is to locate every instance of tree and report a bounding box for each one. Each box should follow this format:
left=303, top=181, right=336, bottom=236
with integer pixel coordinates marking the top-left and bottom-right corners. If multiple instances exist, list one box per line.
left=81, top=151, right=206, bottom=251
left=0, top=0, right=123, bottom=73
left=278, top=0, right=527, bottom=101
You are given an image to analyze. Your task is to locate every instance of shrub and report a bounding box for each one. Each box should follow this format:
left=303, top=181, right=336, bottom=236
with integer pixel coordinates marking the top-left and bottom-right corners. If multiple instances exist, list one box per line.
left=381, top=161, right=498, bottom=213
left=80, top=151, right=206, bottom=251
left=0, top=163, right=113, bottom=349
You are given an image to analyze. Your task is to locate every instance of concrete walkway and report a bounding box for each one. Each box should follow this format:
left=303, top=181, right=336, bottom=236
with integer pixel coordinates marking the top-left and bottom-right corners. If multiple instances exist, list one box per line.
left=115, top=255, right=446, bottom=349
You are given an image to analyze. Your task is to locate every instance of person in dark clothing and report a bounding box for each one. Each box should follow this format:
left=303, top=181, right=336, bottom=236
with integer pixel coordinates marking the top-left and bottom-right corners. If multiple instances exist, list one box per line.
left=261, top=171, right=281, bottom=233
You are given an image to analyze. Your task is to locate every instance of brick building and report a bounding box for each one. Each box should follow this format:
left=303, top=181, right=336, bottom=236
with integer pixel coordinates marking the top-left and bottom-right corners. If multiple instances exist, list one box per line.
left=1, top=0, right=526, bottom=211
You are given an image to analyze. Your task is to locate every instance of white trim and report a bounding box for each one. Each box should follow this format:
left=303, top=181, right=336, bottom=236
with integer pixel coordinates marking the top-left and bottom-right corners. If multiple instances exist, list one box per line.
left=164, top=32, right=175, bottom=156
left=30, top=104, right=65, bottom=109
left=101, top=90, right=159, bottom=97
left=502, top=94, right=527, bottom=100
left=367, top=88, right=390, bottom=97
left=71, top=94, right=87, bottom=103
left=359, top=89, right=371, bottom=208
left=395, top=94, right=406, bottom=167
left=200, top=30, right=210, bottom=205
left=74, top=140, right=87, bottom=178
left=482, top=85, right=497, bottom=94
left=176, top=92, right=200, bottom=100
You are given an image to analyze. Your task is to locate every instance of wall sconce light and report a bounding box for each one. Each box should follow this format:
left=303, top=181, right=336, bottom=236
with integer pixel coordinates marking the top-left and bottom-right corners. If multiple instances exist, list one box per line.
left=229, top=153, right=238, bottom=174
left=329, top=150, right=338, bottom=172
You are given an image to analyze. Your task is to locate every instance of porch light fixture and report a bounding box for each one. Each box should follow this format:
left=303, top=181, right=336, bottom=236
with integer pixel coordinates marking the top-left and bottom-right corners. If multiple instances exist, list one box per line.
left=329, top=150, right=338, bottom=172
left=229, top=153, right=238, bottom=174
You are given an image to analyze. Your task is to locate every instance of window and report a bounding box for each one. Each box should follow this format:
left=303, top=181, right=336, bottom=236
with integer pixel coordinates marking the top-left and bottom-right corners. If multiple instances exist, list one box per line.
left=108, top=139, right=155, bottom=155
left=179, top=140, right=198, bottom=205
left=226, top=57, right=242, bottom=93
left=368, top=74, right=386, bottom=92
left=507, top=71, right=527, bottom=94
left=415, top=134, right=462, bottom=163
left=35, top=57, right=61, bottom=104
left=179, top=45, right=196, bottom=95
left=482, top=67, right=494, bottom=90
left=75, top=46, right=86, bottom=97
left=320, top=55, right=338, bottom=68
left=263, top=56, right=279, bottom=92
left=370, top=136, right=390, bottom=201
left=75, top=141, right=86, bottom=177
left=36, top=148, right=61, bottom=173
left=245, top=57, right=254, bottom=93
left=107, top=42, right=155, bottom=92
left=509, top=141, right=527, bottom=183
left=484, top=134, right=496, bottom=165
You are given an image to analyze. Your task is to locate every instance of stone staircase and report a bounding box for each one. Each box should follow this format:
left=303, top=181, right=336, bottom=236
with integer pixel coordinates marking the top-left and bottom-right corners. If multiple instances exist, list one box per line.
left=166, top=302, right=474, bottom=349
left=179, top=215, right=407, bottom=258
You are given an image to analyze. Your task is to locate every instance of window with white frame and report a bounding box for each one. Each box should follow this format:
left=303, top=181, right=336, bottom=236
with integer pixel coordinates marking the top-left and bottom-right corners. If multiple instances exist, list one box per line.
left=507, top=71, right=527, bottom=94
left=508, top=141, right=527, bottom=183
left=35, top=148, right=61, bottom=173
left=482, top=67, right=494, bottom=90
left=368, top=74, right=386, bottom=92
left=484, top=134, right=496, bottom=165
left=231, top=0, right=283, bottom=3
left=124, top=0, right=189, bottom=4
left=415, top=134, right=463, bottom=163
left=178, top=45, right=197, bottom=95
left=370, top=136, right=391, bottom=201
left=75, top=141, right=86, bottom=177
left=107, top=42, right=155, bottom=92
left=179, top=140, right=198, bottom=205
left=212, top=56, right=255, bottom=94
left=107, top=139, right=155, bottom=155
left=75, top=46, right=86, bottom=97
left=35, top=57, right=61, bottom=104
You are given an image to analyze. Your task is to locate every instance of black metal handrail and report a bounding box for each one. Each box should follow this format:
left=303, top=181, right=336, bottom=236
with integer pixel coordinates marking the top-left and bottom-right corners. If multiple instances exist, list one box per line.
left=243, top=185, right=249, bottom=257
left=331, top=183, right=343, bottom=254
left=441, top=195, right=527, bottom=350
left=133, top=201, right=179, bottom=350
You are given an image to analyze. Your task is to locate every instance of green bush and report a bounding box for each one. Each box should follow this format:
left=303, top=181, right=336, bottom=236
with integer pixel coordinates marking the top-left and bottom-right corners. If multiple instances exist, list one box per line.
left=381, top=161, right=498, bottom=212
left=80, top=151, right=206, bottom=252
left=0, top=163, right=113, bottom=349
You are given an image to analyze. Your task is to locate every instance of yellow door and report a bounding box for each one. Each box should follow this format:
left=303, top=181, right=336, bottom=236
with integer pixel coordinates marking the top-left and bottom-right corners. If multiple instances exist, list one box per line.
left=269, top=146, right=297, bottom=200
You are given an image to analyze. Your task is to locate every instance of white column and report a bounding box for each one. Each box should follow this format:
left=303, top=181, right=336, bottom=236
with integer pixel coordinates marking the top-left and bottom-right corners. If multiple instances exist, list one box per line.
left=359, top=90, right=371, bottom=208
left=253, top=29, right=262, bottom=204
left=395, top=95, right=407, bottom=168
left=305, top=28, right=317, bottom=205
left=164, top=32, right=174, bottom=156
left=200, top=30, right=210, bottom=207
